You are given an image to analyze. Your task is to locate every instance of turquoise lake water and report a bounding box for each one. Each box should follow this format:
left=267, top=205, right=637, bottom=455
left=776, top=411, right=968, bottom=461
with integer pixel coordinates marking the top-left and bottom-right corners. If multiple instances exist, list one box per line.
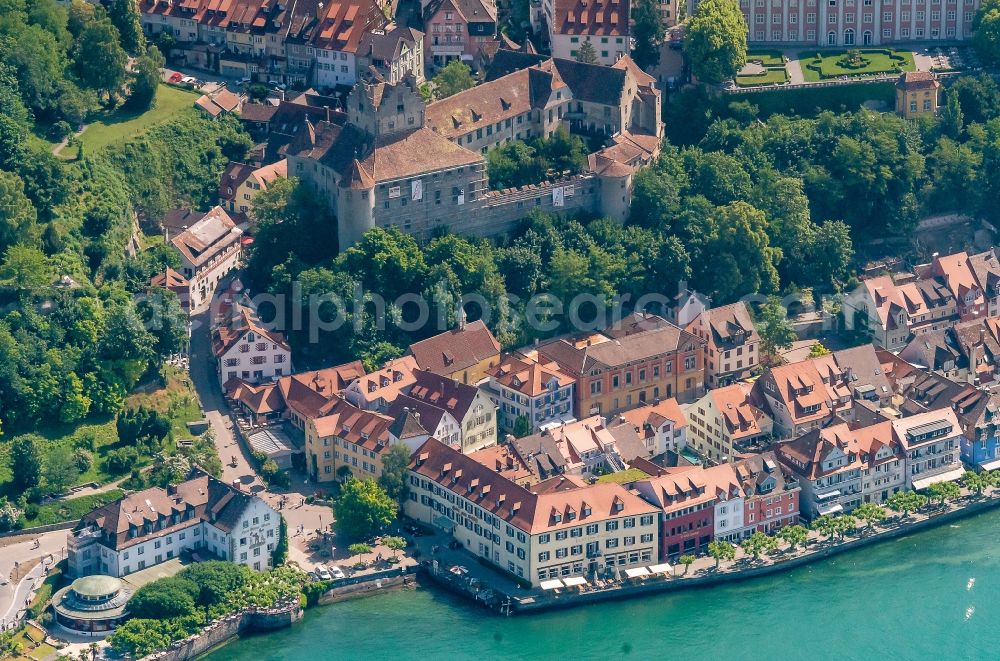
left=208, top=509, right=1000, bottom=660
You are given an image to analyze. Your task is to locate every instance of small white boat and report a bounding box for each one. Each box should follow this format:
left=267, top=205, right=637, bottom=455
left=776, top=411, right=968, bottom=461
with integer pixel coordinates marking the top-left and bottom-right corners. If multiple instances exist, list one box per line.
left=965, top=606, right=975, bottom=620
left=967, top=578, right=976, bottom=591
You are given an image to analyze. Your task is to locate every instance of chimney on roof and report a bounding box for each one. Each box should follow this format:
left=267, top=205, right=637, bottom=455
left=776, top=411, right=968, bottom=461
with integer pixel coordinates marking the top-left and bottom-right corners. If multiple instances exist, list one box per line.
left=324, top=105, right=331, bottom=123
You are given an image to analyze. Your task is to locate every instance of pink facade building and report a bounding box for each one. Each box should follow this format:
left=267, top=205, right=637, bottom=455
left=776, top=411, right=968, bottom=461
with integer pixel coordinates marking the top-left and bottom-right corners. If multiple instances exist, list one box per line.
left=731, top=0, right=981, bottom=46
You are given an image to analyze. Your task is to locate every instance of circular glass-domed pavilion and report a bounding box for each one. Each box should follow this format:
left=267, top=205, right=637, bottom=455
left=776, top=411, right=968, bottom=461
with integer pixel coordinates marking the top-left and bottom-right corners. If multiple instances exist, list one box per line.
left=51, top=575, right=131, bottom=636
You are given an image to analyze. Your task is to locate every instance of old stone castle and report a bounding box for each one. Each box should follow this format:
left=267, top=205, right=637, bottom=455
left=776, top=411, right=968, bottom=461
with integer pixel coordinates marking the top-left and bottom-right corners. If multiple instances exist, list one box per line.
left=285, top=49, right=663, bottom=249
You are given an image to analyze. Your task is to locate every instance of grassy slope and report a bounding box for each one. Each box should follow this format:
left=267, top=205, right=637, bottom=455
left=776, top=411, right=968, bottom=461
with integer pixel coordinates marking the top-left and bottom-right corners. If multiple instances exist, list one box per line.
left=0, top=368, right=202, bottom=502
left=74, top=84, right=201, bottom=156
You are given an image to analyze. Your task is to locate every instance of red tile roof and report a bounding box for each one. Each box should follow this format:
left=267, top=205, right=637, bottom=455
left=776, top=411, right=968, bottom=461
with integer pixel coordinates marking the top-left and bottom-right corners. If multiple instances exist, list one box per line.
left=408, top=320, right=501, bottom=376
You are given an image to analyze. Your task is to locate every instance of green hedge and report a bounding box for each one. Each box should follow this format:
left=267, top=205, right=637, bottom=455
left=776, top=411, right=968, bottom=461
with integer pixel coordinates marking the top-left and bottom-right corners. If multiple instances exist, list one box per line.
left=736, top=82, right=895, bottom=117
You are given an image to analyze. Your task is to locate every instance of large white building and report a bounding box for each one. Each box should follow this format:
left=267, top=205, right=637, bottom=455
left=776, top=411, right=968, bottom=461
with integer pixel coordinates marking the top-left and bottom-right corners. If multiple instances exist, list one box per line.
left=67, top=471, right=282, bottom=578
left=407, top=438, right=659, bottom=586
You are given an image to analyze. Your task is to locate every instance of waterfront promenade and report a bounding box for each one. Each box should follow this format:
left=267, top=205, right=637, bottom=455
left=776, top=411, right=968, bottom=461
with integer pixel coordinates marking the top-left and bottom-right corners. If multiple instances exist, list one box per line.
left=413, top=485, right=1000, bottom=614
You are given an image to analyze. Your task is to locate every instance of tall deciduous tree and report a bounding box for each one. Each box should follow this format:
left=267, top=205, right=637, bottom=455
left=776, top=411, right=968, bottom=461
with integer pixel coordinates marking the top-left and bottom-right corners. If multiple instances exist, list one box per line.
left=378, top=443, right=412, bottom=506
left=0, top=171, right=37, bottom=251
left=108, top=0, right=145, bottom=53
left=333, top=477, right=398, bottom=539
left=129, top=45, right=164, bottom=110
left=73, top=17, right=128, bottom=99
left=44, top=444, right=81, bottom=493
left=632, top=0, right=664, bottom=69
left=431, top=60, right=475, bottom=99
left=684, top=0, right=747, bottom=83
left=10, top=434, right=43, bottom=492
left=974, top=0, right=1000, bottom=65
left=756, top=296, right=796, bottom=362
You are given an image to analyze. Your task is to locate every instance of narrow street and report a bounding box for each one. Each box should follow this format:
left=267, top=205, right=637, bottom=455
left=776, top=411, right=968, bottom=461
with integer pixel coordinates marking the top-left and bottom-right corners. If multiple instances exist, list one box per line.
left=188, top=307, right=266, bottom=495
left=187, top=301, right=338, bottom=570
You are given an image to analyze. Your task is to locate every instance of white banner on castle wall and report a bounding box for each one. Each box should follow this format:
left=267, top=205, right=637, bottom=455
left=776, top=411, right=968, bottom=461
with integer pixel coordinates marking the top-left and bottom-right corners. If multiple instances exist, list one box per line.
left=564, top=184, right=574, bottom=198
left=412, top=179, right=423, bottom=201
left=553, top=186, right=565, bottom=207
left=388, top=185, right=401, bottom=199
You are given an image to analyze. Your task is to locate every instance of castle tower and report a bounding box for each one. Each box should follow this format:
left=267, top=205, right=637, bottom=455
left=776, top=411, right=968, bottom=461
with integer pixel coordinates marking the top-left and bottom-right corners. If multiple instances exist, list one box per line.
left=337, top=159, right=377, bottom=250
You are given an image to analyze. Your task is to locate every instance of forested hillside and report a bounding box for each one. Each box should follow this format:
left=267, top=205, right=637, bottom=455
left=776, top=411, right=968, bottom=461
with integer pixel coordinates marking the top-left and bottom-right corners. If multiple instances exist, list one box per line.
left=0, top=0, right=249, bottom=434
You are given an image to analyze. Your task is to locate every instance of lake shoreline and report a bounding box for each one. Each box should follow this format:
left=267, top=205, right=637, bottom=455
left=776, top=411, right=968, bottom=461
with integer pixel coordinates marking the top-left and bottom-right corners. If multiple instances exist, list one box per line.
left=417, top=492, right=1000, bottom=615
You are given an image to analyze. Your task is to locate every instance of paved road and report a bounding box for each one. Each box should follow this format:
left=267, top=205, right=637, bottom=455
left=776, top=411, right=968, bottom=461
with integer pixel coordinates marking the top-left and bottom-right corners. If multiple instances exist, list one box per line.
left=0, top=530, right=67, bottom=630
left=189, top=307, right=266, bottom=495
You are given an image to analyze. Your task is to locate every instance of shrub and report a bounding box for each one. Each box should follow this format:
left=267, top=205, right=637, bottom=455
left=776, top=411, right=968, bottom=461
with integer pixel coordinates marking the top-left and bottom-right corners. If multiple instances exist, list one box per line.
left=73, top=448, right=94, bottom=473
left=127, top=577, right=200, bottom=619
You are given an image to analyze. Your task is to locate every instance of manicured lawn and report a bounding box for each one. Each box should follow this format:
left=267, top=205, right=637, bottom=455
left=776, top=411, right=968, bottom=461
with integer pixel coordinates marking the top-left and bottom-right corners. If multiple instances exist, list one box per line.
left=800, top=48, right=915, bottom=81
left=595, top=468, right=650, bottom=484
left=747, top=50, right=786, bottom=67
left=74, top=84, right=200, bottom=156
left=736, top=68, right=790, bottom=87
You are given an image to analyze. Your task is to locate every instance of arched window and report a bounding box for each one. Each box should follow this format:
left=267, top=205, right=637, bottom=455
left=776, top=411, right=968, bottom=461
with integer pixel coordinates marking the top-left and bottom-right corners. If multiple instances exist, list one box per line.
left=827, top=31, right=837, bottom=45
left=863, top=30, right=873, bottom=45
left=844, top=28, right=855, bottom=45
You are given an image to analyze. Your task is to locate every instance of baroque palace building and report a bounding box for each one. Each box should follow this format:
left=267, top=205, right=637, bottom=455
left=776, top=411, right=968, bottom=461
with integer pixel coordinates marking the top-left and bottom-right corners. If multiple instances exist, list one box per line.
left=690, top=0, right=983, bottom=47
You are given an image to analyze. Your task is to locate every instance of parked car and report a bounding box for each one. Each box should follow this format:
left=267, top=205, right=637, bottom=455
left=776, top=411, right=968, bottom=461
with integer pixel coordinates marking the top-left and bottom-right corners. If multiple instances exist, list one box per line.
left=168, top=72, right=183, bottom=83
left=315, top=565, right=332, bottom=580
left=329, top=566, right=346, bottom=579
left=180, top=76, right=197, bottom=88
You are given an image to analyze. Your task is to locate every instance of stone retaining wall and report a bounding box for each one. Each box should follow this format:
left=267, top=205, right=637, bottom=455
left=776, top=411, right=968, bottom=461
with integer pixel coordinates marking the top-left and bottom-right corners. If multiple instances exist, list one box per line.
left=0, top=521, right=76, bottom=540
left=142, top=601, right=302, bottom=661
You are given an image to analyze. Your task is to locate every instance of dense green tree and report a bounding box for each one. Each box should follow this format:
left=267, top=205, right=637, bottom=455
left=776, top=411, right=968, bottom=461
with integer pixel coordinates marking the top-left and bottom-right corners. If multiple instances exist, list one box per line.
left=688, top=202, right=780, bottom=301
left=755, top=296, right=796, bottom=362
left=886, top=490, right=928, bottom=517
left=44, top=444, right=81, bottom=493
left=926, top=480, right=961, bottom=504
left=127, top=578, right=200, bottom=619
left=685, top=0, right=747, bottom=83
left=741, top=531, right=779, bottom=559
left=974, top=0, right=1000, bottom=65
left=333, top=477, right=398, bottom=539
left=176, top=562, right=251, bottom=607
left=853, top=503, right=887, bottom=534
left=0, top=171, right=37, bottom=251
left=575, top=39, right=598, bottom=64
left=10, top=434, right=43, bottom=491
left=73, top=17, right=128, bottom=98
left=377, top=443, right=412, bottom=505
left=129, top=45, right=164, bottom=110
left=940, top=89, right=965, bottom=139
left=632, top=0, right=664, bottom=68
left=707, top=540, right=736, bottom=568
left=431, top=60, right=475, bottom=99
left=0, top=245, right=50, bottom=293
left=487, top=141, right=546, bottom=189
left=108, top=0, right=145, bottom=53
left=778, top=524, right=809, bottom=550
